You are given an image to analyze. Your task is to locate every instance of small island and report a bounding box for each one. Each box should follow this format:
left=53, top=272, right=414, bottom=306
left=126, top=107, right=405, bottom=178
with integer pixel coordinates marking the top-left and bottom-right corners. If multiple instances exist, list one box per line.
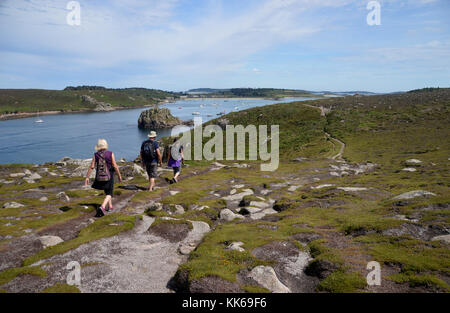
left=138, top=107, right=193, bottom=129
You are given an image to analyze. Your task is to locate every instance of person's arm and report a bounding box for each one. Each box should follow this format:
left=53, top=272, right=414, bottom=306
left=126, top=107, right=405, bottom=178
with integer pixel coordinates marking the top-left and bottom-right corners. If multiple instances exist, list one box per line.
left=111, top=153, right=122, bottom=182
left=85, top=156, right=95, bottom=186
left=156, top=149, right=162, bottom=167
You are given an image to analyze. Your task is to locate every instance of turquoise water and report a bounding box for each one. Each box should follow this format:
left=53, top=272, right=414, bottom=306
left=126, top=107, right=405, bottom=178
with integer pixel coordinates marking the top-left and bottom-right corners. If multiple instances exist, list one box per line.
left=0, top=97, right=317, bottom=164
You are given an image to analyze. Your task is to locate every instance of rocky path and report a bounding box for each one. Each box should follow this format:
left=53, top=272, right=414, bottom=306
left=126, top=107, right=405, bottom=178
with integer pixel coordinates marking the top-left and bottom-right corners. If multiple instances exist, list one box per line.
left=301, top=103, right=345, bottom=160
left=10, top=215, right=211, bottom=293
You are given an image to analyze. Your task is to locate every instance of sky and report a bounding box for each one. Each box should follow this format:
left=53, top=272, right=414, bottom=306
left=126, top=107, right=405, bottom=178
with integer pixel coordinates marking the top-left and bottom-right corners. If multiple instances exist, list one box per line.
left=0, top=0, right=449, bottom=93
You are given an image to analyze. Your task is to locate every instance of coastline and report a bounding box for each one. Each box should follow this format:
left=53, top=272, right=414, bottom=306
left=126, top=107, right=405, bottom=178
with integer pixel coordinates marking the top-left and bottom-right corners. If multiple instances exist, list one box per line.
left=0, top=96, right=321, bottom=122
left=0, top=104, right=158, bottom=122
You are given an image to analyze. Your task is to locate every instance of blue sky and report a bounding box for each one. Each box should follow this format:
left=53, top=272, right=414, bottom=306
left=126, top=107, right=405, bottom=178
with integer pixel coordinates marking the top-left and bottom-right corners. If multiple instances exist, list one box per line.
left=0, top=0, right=448, bottom=92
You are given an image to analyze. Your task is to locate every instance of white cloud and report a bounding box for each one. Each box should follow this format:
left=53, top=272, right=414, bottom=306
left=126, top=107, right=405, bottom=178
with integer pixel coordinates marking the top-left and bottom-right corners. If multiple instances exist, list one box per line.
left=0, top=0, right=354, bottom=78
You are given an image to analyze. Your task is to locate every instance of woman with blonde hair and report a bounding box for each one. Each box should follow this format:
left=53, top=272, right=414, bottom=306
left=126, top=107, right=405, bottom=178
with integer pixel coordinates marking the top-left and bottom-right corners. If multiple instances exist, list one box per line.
left=85, top=139, right=122, bottom=217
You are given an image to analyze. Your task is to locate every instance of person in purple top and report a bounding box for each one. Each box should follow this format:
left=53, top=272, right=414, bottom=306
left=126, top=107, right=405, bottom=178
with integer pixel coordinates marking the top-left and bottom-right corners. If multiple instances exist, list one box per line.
left=85, top=139, right=122, bottom=217
left=167, top=137, right=184, bottom=184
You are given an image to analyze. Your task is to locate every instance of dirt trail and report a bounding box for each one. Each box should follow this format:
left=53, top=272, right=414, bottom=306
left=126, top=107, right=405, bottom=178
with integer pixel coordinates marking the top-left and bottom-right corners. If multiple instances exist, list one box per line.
left=301, top=103, right=345, bottom=160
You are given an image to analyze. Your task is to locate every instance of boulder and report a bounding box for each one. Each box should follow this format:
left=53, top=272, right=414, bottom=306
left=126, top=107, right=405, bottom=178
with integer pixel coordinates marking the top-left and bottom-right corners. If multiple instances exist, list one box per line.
left=250, top=208, right=278, bottom=220
left=133, top=164, right=147, bottom=177
left=2, top=202, right=25, bottom=209
left=225, top=241, right=245, bottom=252
left=193, top=205, right=209, bottom=211
left=393, top=190, right=436, bottom=200
left=147, top=201, right=163, bottom=212
left=10, top=173, right=25, bottom=178
left=248, top=266, right=291, bottom=293
left=219, top=209, right=245, bottom=222
left=39, top=235, right=64, bottom=248
left=239, top=207, right=261, bottom=215
left=57, top=192, right=70, bottom=203
left=27, top=173, right=42, bottom=180
left=288, top=185, right=302, bottom=192
left=178, top=243, right=196, bottom=255
left=402, top=168, right=417, bottom=172
left=311, top=184, right=334, bottom=189
left=337, top=187, right=368, bottom=192
left=173, top=205, right=185, bottom=215
left=405, top=159, right=422, bottom=165
left=222, top=189, right=254, bottom=201
left=431, top=234, right=450, bottom=244
left=39, top=197, right=48, bottom=202
left=249, top=201, right=270, bottom=209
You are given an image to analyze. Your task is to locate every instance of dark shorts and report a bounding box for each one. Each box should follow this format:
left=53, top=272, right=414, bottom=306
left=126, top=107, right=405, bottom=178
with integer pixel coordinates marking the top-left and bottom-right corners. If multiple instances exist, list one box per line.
left=146, top=163, right=158, bottom=178
left=173, top=167, right=181, bottom=175
left=92, top=175, right=114, bottom=196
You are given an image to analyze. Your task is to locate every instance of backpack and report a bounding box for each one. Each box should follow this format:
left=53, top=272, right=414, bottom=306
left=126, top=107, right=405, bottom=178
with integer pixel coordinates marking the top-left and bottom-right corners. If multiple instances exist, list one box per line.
left=142, top=140, right=156, bottom=163
left=170, top=143, right=182, bottom=161
left=95, top=151, right=111, bottom=182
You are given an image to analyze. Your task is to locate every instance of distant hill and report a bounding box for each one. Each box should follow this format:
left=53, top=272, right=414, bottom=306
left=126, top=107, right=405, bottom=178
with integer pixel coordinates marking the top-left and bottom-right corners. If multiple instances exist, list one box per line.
left=187, top=88, right=315, bottom=98
left=0, top=86, right=179, bottom=116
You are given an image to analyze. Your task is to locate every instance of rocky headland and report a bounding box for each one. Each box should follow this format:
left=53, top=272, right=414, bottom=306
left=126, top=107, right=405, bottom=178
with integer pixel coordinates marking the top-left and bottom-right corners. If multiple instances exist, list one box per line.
left=138, top=107, right=193, bottom=129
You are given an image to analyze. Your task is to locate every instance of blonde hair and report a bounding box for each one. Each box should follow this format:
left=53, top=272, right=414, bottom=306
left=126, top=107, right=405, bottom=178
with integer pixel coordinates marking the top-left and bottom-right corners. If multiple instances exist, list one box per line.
left=95, top=139, right=108, bottom=151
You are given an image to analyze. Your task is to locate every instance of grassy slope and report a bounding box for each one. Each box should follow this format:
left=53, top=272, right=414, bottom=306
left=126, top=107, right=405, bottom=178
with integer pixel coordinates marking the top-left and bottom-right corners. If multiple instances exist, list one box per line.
left=172, top=88, right=450, bottom=292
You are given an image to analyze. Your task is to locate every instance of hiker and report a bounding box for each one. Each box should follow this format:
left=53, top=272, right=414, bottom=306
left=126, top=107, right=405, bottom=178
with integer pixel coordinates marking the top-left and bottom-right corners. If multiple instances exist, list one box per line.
left=85, top=139, right=122, bottom=217
left=167, top=137, right=184, bottom=184
left=140, top=131, right=162, bottom=191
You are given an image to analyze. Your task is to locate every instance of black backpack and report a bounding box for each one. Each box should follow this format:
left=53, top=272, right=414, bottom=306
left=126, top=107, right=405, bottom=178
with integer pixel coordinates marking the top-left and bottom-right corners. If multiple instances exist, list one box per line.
left=142, top=140, right=156, bottom=163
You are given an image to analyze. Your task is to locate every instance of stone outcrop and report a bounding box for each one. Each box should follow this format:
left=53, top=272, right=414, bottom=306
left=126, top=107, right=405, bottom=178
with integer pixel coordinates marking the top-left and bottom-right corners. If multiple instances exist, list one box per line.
left=81, top=95, right=114, bottom=112
left=138, top=107, right=192, bottom=129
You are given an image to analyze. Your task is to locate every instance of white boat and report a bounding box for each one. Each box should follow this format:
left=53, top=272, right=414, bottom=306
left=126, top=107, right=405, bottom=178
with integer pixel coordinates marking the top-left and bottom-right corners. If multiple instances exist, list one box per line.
left=192, top=112, right=201, bottom=115
left=35, top=111, right=44, bottom=123
left=207, top=114, right=213, bottom=117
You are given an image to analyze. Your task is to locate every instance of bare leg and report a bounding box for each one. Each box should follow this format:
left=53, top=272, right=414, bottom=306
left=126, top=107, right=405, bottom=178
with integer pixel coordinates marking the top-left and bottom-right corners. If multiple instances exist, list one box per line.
left=101, top=195, right=112, bottom=210
left=108, top=197, right=113, bottom=210
left=149, top=178, right=155, bottom=191
left=173, top=171, right=180, bottom=182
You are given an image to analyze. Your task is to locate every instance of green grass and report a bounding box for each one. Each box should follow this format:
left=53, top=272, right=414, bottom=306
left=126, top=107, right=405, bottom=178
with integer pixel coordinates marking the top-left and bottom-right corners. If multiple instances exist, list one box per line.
left=388, top=273, right=449, bottom=291
left=357, top=236, right=450, bottom=274
left=41, top=283, right=81, bottom=293
left=317, top=270, right=366, bottom=293
left=0, top=265, right=47, bottom=286
left=241, top=285, right=270, bottom=293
